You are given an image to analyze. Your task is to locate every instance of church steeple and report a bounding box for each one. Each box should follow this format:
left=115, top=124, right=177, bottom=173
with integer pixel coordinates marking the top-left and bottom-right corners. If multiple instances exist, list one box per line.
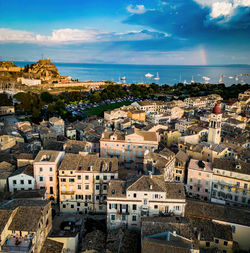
left=208, top=103, right=222, bottom=145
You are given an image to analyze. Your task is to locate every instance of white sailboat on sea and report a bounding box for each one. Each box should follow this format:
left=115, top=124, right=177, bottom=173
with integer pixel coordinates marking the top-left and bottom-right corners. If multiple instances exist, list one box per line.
left=191, top=76, right=195, bottom=84
left=117, top=77, right=122, bottom=84
left=145, top=73, right=154, bottom=78
left=120, top=76, right=126, bottom=81
left=235, top=75, right=239, bottom=81
left=218, top=74, right=224, bottom=84
left=202, top=76, right=210, bottom=84
left=154, top=72, right=160, bottom=81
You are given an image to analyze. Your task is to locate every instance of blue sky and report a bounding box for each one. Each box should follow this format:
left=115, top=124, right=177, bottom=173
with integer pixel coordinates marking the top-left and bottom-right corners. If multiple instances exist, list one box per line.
left=0, top=0, right=250, bottom=64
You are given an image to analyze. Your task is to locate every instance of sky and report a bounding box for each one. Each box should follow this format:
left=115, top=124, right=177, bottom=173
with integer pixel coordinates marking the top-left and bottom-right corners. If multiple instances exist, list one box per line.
left=0, top=0, right=250, bottom=65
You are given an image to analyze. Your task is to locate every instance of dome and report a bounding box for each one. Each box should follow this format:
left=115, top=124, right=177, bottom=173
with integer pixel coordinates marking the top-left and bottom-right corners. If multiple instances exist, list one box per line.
left=212, top=103, right=221, bottom=114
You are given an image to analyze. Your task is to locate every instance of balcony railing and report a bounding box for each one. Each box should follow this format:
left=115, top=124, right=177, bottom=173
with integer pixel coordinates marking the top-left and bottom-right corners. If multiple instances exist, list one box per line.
left=60, top=191, right=75, bottom=195
left=2, top=237, right=32, bottom=252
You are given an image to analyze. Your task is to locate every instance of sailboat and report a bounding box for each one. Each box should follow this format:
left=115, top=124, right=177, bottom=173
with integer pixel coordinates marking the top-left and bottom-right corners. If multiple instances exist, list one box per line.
left=191, top=76, right=195, bottom=84
left=235, top=75, right=239, bottom=81
left=218, top=74, right=223, bottom=84
left=202, top=76, right=210, bottom=84
left=154, top=72, right=160, bottom=80
left=117, top=77, right=122, bottom=84
left=120, top=76, right=126, bottom=81
left=145, top=73, right=154, bottom=78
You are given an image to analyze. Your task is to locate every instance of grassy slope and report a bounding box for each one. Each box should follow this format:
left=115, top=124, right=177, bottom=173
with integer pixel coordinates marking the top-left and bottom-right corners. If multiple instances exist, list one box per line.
left=83, top=101, right=132, bottom=117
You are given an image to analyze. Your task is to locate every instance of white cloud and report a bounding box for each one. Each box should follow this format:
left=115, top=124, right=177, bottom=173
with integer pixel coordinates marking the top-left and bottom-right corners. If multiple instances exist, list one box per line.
left=0, top=28, right=35, bottom=42
left=126, top=4, right=147, bottom=14
left=195, top=0, right=250, bottom=18
left=0, top=28, right=167, bottom=44
left=210, top=2, right=233, bottom=18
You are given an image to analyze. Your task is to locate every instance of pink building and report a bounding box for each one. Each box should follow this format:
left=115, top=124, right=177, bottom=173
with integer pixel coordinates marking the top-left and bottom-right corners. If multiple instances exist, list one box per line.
left=187, top=159, right=213, bottom=201
left=100, top=128, right=159, bottom=170
left=33, top=150, right=65, bottom=201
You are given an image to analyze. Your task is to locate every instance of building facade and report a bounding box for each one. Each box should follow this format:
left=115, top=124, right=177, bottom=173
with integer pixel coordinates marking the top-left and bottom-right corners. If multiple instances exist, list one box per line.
left=59, top=154, right=118, bottom=213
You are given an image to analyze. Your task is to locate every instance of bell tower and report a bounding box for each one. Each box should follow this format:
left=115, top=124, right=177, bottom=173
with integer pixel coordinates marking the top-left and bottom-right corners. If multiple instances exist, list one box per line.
left=208, top=103, right=222, bottom=145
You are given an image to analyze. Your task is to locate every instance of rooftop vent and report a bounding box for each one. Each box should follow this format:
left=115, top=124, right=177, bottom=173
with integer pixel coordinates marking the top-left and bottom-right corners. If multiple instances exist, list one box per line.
left=40, top=155, right=51, bottom=162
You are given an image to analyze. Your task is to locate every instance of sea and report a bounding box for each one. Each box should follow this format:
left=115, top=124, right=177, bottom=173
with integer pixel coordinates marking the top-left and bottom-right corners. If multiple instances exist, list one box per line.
left=14, top=62, right=250, bottom=86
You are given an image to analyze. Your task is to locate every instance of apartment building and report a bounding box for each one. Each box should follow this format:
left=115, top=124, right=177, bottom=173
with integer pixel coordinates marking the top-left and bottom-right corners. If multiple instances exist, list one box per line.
left=107, top=174, right=186, bottom=230
left=211, top=158, right=250, bottom=207
left=175, top=150, right=189, bottom=183
left=0, top=200, right=52, bottom=253
left=59, top=154, right=118, bottom=213
left=143, top=148, right=175, bottom=182
left=0, top=162, right=15, bottom=192
left=8, top=165, right=35, bottom=193
left=127, top=109, right=145, bottom=122
left=160, top=129, right=181, bottom=147
left=49, top=117, right=65, bottom=136
left=132, top=100, right=167, bottom=114
left=187, top=159, right=213, bottom=201
left=100, top=128, right=159, bottom=170
left=33, top=150, right=65, bottom=201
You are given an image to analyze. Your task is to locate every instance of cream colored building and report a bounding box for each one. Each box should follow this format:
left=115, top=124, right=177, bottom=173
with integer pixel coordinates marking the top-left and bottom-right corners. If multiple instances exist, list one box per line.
left=107, top=175, right=186, bottom=230
left=0, top=106, right=15, bottom=115
left=33, top=150, right=65, bottom=201
left=49, top=117, right=65, bottom=136
left=59, top=154, right=118, bottom=213
left=100, top=128, right=159, bottom=170
left=211, top=158, right=250, bottom=207
left=0, top=161, right=15, bottom=192
left=132, top=100, right=167, bottom=114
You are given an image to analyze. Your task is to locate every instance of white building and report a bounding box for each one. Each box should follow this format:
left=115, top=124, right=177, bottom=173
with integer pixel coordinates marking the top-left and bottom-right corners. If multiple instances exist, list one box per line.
left=17, top=77, right=41, bottom=86
left=107, top=174, right=186, bottom=230
left=8, top=165, right=35, bottom=193
left=208, top=103, right=222, bottom=145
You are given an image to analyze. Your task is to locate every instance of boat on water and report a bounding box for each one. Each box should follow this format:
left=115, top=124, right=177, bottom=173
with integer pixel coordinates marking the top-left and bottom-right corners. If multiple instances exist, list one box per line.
left=218, top=74, right=224, bottom=84
left=145, top=73, right=154, bottom=78
left=202, top=76, right=210, bottom=84
left=235, top=75, right=239, bottom=81
left=228, top=76, right=234, bottom=79
left=191, top=76, right=195, bottom=84
left=120, top=76, right=126, bottom=80
left=154, top=72, right=160, bottom=81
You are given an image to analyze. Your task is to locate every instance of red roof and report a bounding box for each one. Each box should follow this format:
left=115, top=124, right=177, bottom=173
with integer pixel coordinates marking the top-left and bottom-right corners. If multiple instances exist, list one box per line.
left=212, top=103, right=221, bottom=114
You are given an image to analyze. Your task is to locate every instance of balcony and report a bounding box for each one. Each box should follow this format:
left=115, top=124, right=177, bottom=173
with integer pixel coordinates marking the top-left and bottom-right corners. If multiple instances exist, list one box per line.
left=2, top=237, right=33, bottom=252
left=60, top=191, right=75, bottom=195
left=119, top=209, right=130, bottom=215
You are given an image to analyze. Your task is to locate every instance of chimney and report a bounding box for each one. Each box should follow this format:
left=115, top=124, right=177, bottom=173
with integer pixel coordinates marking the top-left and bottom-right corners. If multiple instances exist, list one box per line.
left=149, top=184, right=153, bottom=190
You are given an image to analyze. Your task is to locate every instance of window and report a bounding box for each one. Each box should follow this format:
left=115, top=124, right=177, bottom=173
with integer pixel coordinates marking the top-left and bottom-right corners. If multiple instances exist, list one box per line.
left=78, top=185, right=81, bottom=190
left=69, top=178, right=75, bottom=183
left=144, top=199, right=147, bottom=205
left=190, top=186, right=193, bottom=189
left=63, top=204, right=66, bottom=208
left=96, top=175, right=100, bottom=180
left=103, top=175, right=107, bottom=180
left=111, top=175, right=114, bottom=180
left=132, top=215, right=136, bottom=221
left=122, top=215, right=126, bottom=221
left=40, top=177, right=43, bottom=182
left=242, top=197, right=246, bottom=203
left=70, top=171, right=73, bottom=174
left=61, top=178, right=66, bottom=182
left=154, top=205, right=158, bottom=209
left=232, top=225, right=236, bottom=233
left=13, top=180, right=17, bottom=185
left=103, top=185, right=107, bottom=190
left=85, top=185, right=89, bottom=190
left=85, top=175, right=89, bottom=180
left=244, top=183, right=248, bottom=189
left=50, top=186, right=53, bottom=194
left=175, top=206, right=180, bottom=211
left=206, top=242, right=210, bottom=247
left=77, top=175, right=81, bottom=180
left=96, top=185, right=100, bottom=190
left=132, top=204, right=137, bottom=210
left=215, top=239, right=219, bottom=244
left=20, top=180, right=24, bottom=185
left=49, top=167, right=53, bottom=172
left=62, top=171, right=64, bottom=174
left=224, top=241, right=228, bottom=246
left=111, top=214, right=115, bottom=221
left=133, top=193, right=137, bottom=198
left=71, top=205, right=74, bottom=209
left=49, top=177, right=53, bottom=182
left=40, top=167, right=43, bottom=172
left=28, top=180, right=32, bottom=184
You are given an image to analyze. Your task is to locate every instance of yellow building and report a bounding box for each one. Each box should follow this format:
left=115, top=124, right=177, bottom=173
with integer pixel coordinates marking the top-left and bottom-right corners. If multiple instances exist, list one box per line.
left=127, top=109, right=145, bottom=122
left=160, top=130, right=181, bottom=147
left=211, top=158, right=250, bottom=207
left=59, top=154, right=118, bottom=213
